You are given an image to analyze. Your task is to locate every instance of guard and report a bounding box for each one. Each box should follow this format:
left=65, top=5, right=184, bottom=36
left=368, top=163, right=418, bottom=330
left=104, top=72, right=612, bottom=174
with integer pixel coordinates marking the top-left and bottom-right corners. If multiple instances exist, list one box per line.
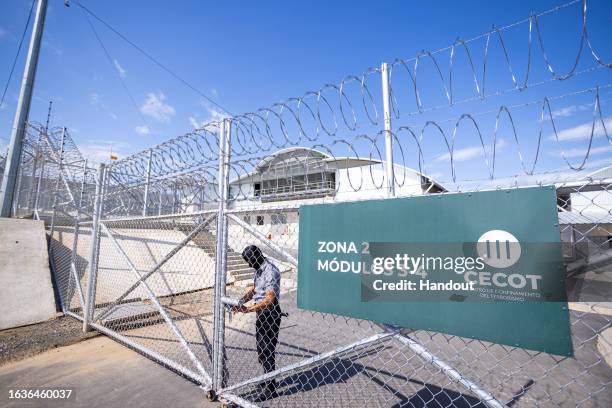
left=233, top=245, right=282, bottom=400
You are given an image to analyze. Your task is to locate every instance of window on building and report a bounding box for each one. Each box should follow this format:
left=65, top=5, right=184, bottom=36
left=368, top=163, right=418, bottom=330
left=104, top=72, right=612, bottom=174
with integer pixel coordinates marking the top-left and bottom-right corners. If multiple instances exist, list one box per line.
left=557, top=193, right=571, bottom=211
left=252, top=172, right=336, bottom=202
left=243, top=215, right=251, bottom=224
left=256, top=215, right=264, bottom=225
left=271, top=213, right=287, bottom=225
left=421, top=176, right=444, bottom=194
left=327, top=172, right=336, bottom=188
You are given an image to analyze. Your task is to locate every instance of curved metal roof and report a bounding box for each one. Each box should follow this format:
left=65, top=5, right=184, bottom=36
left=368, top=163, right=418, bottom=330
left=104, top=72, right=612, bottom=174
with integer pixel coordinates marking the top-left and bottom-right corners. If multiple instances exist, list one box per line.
left=231, top=146, right=445, bottom=189
left=254, top=147, right=335, bottom=172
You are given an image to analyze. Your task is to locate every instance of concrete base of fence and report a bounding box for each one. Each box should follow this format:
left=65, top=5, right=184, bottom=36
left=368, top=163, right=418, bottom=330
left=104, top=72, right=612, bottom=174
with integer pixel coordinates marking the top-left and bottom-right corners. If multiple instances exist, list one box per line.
left=0, top=218, right=57, bottom=330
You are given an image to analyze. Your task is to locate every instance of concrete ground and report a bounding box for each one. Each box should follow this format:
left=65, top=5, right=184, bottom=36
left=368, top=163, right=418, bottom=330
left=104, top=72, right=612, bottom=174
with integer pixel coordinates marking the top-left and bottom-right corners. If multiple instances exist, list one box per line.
left=0, top=336, right=217, bottom=408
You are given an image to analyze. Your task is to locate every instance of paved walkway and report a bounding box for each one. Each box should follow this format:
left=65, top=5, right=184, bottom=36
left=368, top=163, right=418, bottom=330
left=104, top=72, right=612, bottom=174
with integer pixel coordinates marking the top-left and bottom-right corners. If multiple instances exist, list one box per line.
left=0, top=336, right=217, bottom=408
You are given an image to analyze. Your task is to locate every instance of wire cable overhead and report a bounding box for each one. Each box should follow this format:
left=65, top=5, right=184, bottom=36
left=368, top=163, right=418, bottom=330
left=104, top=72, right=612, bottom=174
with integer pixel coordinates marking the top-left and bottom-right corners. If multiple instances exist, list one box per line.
left=0, top=0, right=37, bottom=112
left=73, top=0, right=233, bottom=116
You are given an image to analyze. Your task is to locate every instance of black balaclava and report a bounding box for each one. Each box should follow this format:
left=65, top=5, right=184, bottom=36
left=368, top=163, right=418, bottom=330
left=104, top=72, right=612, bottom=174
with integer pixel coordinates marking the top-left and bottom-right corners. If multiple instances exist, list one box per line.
left=242, top=245, right=265, bottom=271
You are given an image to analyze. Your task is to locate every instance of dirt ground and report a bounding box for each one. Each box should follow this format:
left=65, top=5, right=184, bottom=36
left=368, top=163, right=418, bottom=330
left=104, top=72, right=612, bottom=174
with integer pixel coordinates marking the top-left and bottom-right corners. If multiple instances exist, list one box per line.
left=0, top=316, right=99, bottom=367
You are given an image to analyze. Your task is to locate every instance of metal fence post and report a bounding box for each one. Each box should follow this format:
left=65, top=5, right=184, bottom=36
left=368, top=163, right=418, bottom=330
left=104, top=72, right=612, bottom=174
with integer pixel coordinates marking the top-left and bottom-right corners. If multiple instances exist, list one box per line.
left=83, top=163, right=105, bottom=332
left=172, top=181, right=178, bottom=213
left=26, top=138, right=41, bottom=214
left=49, top=127, right=66, bottom=238
left=158, top=187, right=163, bottom=216
left=212, top=119, right=231, bottom=394
left=12, top=156, right=25, bottom=216
left=103, top=164, right=111, bottom=210
left=33, top=154, right=45, bottom=216
left=143, top=148, right=153, bottom=216
left=381, top=62, right=395, bottom=197
left=67, top=159, right=88, bottom=312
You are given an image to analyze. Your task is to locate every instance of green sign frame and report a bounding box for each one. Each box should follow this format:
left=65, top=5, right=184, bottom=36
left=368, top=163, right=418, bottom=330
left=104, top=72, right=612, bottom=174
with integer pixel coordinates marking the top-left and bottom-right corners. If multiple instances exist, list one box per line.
left=297, top=186, right=573, bottom=356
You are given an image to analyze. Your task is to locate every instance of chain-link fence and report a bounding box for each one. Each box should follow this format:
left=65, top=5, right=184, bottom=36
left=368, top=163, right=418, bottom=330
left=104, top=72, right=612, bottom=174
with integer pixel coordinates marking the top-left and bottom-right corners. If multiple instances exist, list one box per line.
left=8, top=123, right=97, bottom=324
left=6, top=0, right=611, bottom=406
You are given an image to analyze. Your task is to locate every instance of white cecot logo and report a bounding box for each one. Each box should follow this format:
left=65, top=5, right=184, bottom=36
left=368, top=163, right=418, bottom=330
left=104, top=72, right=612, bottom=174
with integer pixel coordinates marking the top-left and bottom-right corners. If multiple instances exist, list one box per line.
left=477, top=230, right=521, bottom=268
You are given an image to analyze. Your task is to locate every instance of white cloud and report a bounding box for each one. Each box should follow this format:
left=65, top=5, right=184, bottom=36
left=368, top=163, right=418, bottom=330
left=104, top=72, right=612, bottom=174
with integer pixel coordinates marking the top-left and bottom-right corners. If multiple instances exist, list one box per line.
left=552, top=116, right=612, bottom=141
left=210, top=88, right=219, bottom=98
left=89, top=92, right=118, bottom=120
left=551, top=104, right=590, bottom=119
left=205, top=105, right=227, bottom=122
left=113, top=59, right=127, bottom=78
left=200, top=98, right=228, bottom=122
left=436, top=146, right=482, bottom=162
left=134, top=125, right=150, bottom=135
left=557, top=144, right=612, bottom=158
left=79, top=140, right=130, bottom=164
left=436, top=139, right=506, bottom=162
left=188, top=116, right=204, bottom=130
left=140, top=92, right=175, bottom=123
left=496, top=138, right=508, bottom=150
left=0, top=101, right=7, bottom=110
left=189, top=99, right=228, bottom=129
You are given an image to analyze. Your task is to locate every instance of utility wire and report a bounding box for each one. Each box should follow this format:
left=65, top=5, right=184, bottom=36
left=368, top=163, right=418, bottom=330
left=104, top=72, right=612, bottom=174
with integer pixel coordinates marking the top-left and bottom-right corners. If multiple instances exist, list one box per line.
left=0, top=0, right=36, bottom=111
left=74, top=0, right=234, bottom=116
left=80, top=8, right=149, bottom=125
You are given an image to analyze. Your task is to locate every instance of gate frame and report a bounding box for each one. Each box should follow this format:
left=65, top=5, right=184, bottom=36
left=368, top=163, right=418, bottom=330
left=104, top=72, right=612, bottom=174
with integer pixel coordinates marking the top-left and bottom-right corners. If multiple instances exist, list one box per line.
left=212, top=64, right=508, bottom=407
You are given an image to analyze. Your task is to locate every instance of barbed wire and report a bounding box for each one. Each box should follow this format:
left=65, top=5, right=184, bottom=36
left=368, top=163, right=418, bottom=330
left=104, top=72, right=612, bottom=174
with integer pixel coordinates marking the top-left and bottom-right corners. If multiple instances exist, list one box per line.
left=102, top=81, right=610, bottom=213
left=108, top=0, right=610, bottom=189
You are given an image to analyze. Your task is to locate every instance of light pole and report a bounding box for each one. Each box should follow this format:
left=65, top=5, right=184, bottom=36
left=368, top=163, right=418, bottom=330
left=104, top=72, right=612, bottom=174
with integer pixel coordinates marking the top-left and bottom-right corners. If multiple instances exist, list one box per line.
left=0, top=0, right=48, bottom=217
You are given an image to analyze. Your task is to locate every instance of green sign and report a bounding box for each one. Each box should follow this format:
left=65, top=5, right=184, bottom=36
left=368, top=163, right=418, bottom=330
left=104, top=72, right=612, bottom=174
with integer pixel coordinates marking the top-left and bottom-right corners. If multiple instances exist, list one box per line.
left=297, top=186, right=573, bottom=356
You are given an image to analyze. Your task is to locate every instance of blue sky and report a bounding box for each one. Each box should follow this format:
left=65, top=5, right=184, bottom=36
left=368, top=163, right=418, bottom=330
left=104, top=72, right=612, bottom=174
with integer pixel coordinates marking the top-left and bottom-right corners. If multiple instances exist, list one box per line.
left=0, top=0, right=611, bottom=184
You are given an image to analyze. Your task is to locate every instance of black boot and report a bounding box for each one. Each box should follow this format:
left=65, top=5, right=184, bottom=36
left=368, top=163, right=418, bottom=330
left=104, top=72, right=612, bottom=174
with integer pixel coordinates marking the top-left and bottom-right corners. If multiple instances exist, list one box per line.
left=252, top=380, right=278, bottom=402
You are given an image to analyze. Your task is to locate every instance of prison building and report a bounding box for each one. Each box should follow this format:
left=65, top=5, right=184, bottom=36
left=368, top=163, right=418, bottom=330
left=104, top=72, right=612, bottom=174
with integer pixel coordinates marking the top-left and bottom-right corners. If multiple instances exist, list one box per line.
left=223, top=147, right=444, bottom=279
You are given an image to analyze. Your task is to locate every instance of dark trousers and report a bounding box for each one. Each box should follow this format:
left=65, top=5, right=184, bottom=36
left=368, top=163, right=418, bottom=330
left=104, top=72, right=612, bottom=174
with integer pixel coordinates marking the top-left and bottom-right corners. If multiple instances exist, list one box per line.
left=255, top=301, right=282, bottom=382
